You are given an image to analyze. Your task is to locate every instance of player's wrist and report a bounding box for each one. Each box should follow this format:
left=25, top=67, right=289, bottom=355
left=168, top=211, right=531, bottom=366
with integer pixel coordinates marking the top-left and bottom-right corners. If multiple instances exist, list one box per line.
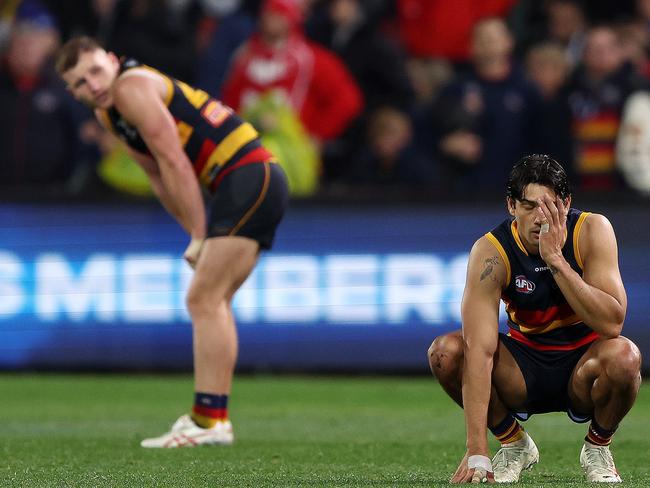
left=544, top=254, right=568, bottom=274
left=467, top=454, right=493, bottom=472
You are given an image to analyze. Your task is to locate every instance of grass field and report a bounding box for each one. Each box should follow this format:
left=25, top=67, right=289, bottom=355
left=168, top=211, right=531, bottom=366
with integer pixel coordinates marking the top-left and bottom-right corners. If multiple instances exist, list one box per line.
left=1, top=375, right=649, bottom=487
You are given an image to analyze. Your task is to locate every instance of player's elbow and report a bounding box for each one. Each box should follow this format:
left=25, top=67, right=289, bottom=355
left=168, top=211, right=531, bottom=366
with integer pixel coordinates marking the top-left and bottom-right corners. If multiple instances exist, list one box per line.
left=599, top=327, right=622, bottom=340
left=595, top=311, right=626, bottom=339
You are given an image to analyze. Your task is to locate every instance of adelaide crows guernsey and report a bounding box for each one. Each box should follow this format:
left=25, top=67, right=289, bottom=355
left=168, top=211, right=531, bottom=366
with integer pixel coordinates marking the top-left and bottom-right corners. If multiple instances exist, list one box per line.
left=485, top=208, right=598, bottom=351
left=97, top=58, right=274, bottom=193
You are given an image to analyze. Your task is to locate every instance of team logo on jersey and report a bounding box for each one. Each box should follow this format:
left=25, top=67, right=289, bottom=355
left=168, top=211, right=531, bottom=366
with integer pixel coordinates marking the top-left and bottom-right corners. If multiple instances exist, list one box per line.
left=514, top=275, right=535, bottom=294
left=202, top=100, right=230, bottom=127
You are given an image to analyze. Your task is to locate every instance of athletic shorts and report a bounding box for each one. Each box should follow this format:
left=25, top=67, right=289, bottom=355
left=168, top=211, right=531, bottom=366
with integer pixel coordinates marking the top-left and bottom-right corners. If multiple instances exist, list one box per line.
left=206, top=161, right=289, bottom=249
left=499, top=332, right=593, bottom=423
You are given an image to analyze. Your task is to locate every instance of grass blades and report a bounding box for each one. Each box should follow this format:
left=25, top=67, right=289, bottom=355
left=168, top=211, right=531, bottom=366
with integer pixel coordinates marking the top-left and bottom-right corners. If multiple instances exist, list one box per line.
left=1, top=374, right=649, bottom=487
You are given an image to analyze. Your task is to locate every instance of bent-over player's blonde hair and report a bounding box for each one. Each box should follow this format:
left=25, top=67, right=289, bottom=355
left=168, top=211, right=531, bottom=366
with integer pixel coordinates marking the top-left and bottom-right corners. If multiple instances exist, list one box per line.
left=55, top=36, right=103, bottom=75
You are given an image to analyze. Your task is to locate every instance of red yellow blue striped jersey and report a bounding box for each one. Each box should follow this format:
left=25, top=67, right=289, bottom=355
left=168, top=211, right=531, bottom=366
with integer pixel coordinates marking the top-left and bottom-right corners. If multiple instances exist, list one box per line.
left=485, top=208, right=598, bottom=350
left=97, top=58, right=274, bottom=193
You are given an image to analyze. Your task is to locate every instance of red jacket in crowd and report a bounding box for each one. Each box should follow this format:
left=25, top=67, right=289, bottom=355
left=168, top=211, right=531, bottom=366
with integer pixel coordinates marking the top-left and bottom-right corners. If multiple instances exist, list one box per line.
left=397, top=0, right=516, bottom=61
left=221, top=32, right=364, bottom=142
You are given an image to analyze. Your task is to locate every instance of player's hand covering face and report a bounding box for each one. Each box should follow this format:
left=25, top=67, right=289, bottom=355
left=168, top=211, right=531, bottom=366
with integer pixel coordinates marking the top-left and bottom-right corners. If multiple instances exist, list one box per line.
left=537, top=194, right=568, bottom=265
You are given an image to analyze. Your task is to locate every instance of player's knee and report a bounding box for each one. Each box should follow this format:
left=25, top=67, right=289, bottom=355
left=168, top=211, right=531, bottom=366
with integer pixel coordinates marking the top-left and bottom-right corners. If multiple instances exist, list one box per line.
left=185, top=286, right=218, bottom=318
left=428, top=334, right=463, bottom=381
left=603, top=338, right=642, bottom=385
left=185, top=290, right=206, bottom=318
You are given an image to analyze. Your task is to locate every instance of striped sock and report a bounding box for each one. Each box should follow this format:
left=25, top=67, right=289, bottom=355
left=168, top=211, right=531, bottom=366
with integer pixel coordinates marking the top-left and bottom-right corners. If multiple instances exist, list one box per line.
left=585, top=419, right=616, bottom=446
left=191, top=392, right=229, bottom=429
left=490, top=413, right=524, bottom=445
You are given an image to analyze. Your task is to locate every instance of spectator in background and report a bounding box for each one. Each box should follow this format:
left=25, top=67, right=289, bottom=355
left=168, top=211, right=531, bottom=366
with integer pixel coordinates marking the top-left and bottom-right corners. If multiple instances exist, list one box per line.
left=347, top=106, right=439, bottom=187
left=615, top=14, right=650, bottom=77
left=103, top=0, right=202, bottom=83
left=0, top=0, right=97, bottom=195
left=544, top=0, right=588, bottom=67
left=567, top=25, right=649, bottom=190
left=0, top=0, right=20, bottom=52
left=614, top=1, right=650, bottom=195
left=426, top=18, right=541, bottom=196
left=42, top=0, right=119, bottom=44
left=407, top=57, right=454, bottom=109
left=194, top=0, right=257, bottom=96
left=309, top=0, right=413, bottom=113
left=45, top=0, right=202, bottom=82
left=512, top=0, right=587, bottom=70
left=525, top=42, right=575, bottom=178
left=394, top=0, right=516, bottom=65
left=221, top=0, right=363, bottom=174
left=635, top=0, right=650, bottom=42
left=242, top=90, right=320, bottom=197
left=408, top=57, right=454, bottom=165
left=616, top=88, right=650, bottom=195
left=307, top=0, right=413, bottom=181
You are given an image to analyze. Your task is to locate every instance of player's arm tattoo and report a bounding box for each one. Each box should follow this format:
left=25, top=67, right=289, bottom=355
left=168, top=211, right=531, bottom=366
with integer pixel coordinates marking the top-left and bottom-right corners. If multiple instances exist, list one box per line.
left=480, top=256, right=500, bottom=282
left=549, top=264, right=559, bottom=275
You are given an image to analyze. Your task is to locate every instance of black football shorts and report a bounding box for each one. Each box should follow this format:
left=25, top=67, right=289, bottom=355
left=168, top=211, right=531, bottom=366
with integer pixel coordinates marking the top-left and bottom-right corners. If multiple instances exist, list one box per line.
left=206, top=161, right=289, bottom=249
left=499, top=332, right=593, bottom=423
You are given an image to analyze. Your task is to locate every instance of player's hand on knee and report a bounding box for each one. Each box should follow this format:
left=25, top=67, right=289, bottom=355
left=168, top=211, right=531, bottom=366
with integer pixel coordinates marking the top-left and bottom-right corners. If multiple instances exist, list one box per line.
left=183, top=238, right=204, bottom=269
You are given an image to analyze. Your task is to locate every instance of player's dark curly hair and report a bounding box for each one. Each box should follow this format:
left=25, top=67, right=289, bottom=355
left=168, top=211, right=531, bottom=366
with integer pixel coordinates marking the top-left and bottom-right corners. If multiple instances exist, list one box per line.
left=506, top=154, right=571, bottom=201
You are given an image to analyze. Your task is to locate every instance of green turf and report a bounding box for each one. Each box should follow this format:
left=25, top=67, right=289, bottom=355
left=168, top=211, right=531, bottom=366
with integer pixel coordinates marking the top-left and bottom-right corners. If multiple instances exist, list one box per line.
left=1, top=374, right=649, bottom=487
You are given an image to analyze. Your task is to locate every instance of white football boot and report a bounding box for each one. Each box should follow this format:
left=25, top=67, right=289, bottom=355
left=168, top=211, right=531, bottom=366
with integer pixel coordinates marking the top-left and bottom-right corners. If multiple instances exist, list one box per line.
left=580, top=442, right=622, bottom=483
left=140, top=414, right=234, bottom=448
left=492, top=431, right=539, bottom=482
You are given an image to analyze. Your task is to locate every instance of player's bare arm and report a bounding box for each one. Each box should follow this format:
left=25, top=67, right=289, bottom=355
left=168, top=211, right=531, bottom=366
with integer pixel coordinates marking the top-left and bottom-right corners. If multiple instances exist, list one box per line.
left=450, top=237, right=505, bottom=484
left=127, top=145, right=194, bottom=235
left=537, top=195, right=626, bottom=338
left=111, top=73, right=207, bottom=242
left=92, top=112, right=188, bottom=231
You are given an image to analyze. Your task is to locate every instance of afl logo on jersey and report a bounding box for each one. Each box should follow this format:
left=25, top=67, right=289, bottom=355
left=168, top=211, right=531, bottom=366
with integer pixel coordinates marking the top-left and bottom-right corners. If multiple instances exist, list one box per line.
left=514, top=275, right=535, bottom=294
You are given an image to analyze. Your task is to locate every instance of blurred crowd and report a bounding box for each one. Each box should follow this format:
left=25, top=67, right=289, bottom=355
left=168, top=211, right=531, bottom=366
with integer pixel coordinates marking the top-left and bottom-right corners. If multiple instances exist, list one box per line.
left=2, top=0, right=650, bottom=201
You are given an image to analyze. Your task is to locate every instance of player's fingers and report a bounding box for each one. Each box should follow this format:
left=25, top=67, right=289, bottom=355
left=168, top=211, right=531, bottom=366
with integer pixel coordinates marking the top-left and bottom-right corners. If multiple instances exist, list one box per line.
left=542, top=194, right=560, bottom=226
left=450, top=465, right=468, bottom=483
left=184, top=255, right=196, bottom=269
left=470, top=467, right=496, bottom=483
left=557, top=197, right=568, bottom=224
left=463, top=467, right=478, bottom=483
left=183, top=238, right=204, bottom=269
left=536, top=205, right=547, bottom=222
left=536, top=199, right=551, bottom=224
left=449, top=470, right=463, bottom=483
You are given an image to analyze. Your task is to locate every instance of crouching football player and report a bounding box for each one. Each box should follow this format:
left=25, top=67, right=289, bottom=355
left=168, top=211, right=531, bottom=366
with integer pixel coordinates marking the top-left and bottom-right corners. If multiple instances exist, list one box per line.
left=429, top=155, right=641, bottom=483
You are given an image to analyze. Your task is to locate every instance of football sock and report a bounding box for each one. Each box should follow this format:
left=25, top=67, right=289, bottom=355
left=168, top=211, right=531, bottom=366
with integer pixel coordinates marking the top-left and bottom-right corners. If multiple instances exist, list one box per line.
left=585, top=418, right=617, bottom=446
left=490, top=413, right=524, bottom=444
left=191, top=392, right=229, bottom=428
